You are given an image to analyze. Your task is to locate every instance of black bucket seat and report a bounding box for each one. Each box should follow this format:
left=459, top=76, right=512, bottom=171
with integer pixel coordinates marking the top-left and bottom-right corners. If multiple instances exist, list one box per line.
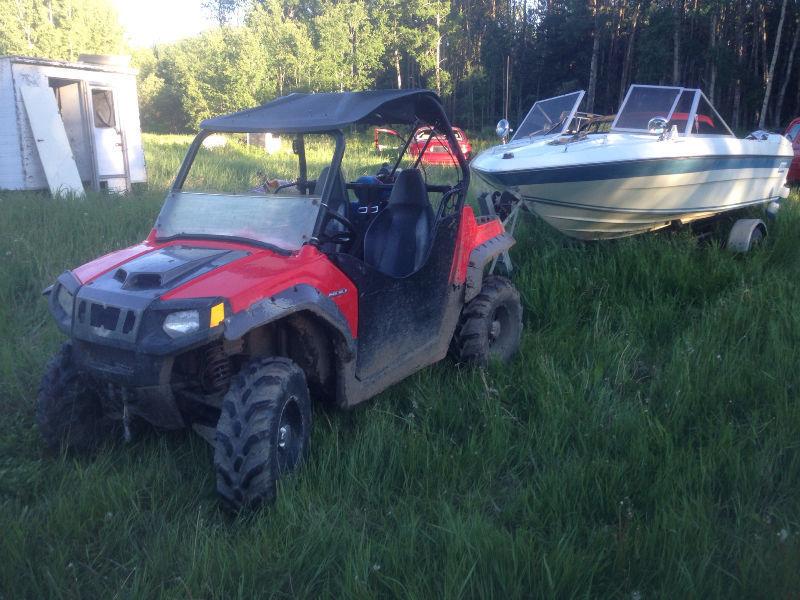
left=362, top=169, right=434, bottom=278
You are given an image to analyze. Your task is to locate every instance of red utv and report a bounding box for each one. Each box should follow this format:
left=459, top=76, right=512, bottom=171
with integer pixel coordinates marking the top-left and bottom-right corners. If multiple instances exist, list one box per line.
left=39, top=90, right=522, bottom=510
left=375, top=125, right=472, bottom=164
left=784, top=117, right=800, bottom=184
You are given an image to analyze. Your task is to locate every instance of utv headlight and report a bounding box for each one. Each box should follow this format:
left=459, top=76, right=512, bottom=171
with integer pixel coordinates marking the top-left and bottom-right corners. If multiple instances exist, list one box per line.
left=56, top=285, right=75, bottom=319
left=163, top=310, right=200, bottom=338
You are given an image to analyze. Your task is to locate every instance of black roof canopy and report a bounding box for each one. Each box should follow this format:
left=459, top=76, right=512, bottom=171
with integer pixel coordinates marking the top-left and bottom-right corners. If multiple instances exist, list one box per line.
left=200, top=89, right=445, bottom=134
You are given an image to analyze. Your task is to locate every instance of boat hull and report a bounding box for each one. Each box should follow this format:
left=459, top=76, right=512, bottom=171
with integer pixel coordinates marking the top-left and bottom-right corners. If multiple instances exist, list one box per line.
left=472, top=137, right=793, bottom=240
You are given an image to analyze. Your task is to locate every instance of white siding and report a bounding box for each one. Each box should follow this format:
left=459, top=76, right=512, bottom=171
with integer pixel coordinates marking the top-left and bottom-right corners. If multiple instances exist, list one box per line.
left=0, top=58, right=25, bottom=189
left=19, top=84, right=85, bottom=196
left=12, top=62, right=49, bottom=189
left=118, top=76, right=147, bottom=183
left=0, top=56, right=147, bottom=191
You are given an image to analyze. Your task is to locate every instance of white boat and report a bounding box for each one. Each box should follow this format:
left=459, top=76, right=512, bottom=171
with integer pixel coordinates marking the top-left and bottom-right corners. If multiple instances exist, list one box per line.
left=471, top=85, right=794, bottom=241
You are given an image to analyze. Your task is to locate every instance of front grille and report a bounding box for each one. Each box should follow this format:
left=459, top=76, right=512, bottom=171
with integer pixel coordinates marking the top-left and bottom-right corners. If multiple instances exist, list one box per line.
left=90, top=304, right=121, bottom=330
left=76, top=299, right=140, bottom=342
left=122, top=311, right=136, bottom=334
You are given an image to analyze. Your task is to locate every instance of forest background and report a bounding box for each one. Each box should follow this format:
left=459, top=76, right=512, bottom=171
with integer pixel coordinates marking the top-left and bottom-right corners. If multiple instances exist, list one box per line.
left=1, top=0, right=798, bottom=134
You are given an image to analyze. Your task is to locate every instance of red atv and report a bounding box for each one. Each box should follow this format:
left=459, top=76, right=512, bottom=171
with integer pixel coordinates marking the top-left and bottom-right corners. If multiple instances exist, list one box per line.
left=39, top=90, right=522, bottom=509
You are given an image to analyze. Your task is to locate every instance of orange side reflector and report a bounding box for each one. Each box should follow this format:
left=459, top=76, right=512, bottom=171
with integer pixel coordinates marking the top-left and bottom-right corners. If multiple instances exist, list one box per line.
left=210, top=303, right=225, bottom=328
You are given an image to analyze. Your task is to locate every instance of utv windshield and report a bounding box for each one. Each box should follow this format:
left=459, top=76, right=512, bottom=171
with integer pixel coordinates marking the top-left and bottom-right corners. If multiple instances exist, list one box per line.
left=512, top=91, right=585, bottom=140
left=154, top=132, right=337, bottom=251
left=156, top=192, right=321, bottom=251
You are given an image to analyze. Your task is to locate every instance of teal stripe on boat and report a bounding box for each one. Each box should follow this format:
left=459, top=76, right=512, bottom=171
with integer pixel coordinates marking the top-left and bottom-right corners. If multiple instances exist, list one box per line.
left=476, top=155, right=788, bottom=187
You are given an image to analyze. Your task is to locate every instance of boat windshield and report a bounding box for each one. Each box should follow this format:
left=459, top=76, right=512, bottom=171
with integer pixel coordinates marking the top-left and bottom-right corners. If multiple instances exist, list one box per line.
left=612, top=85, right=734, bottom=136
left=513, top=91, right=585, bottom=140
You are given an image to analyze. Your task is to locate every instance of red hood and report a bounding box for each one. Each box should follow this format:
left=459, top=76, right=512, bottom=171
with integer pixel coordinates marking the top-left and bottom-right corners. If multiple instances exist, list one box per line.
left=71, top=239, right=358, bottom=334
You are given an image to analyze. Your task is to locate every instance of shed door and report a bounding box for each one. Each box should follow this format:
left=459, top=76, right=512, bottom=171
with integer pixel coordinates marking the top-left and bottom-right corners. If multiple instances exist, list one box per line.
left=89, top=87, right=129, bottom=191
left=19, top=85, right=85, bottom=197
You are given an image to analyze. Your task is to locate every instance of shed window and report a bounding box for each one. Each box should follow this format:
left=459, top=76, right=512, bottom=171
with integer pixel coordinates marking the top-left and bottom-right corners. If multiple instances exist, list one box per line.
left=92, top=89, right=116, bottom=128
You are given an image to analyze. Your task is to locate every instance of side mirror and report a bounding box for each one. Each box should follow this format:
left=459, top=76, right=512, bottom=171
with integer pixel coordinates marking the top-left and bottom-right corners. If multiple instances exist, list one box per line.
left=496, top=119, right=511, bottom=140
left=647, top=117, right=668, bottom=135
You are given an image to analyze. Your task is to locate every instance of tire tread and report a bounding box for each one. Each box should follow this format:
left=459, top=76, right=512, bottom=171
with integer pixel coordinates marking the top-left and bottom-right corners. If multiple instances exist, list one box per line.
left=213, top=356, right=310, bottom=511
left=451, top=276, right=523, bottom=366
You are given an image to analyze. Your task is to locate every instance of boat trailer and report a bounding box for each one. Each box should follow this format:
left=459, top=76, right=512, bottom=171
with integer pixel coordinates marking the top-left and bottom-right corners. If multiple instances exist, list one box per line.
left=479, top=188, right=779, bottom=268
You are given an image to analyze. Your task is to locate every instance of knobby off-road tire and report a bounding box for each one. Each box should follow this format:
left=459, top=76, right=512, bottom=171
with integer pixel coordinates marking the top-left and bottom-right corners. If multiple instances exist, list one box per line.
left=214, top=357, right=311, bottom=510
left=37, top=342, right=109, bottom=452
left=452, top=275, right=523, bottom=366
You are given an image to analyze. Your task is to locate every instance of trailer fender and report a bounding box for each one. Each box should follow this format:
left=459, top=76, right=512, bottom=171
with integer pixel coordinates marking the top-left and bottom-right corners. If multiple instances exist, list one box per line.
left=465, top=232, right=515, bottom=302
left=726, top=218, right=766, bottom=253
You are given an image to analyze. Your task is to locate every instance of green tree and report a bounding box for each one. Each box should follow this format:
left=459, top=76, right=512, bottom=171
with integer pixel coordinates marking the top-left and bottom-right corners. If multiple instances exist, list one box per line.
left=312, top=1, right=384, bottom=91
left=131, top=47, right=185, bottom=133
left=0, top=0, right=124, bottom=60
left=203, top=0, right=245, bottom=26
left=410, top=0, right=451, bottom=95
left=246, top=0, right=315, bottom=95
left=153, top=27, right=269, bottom=130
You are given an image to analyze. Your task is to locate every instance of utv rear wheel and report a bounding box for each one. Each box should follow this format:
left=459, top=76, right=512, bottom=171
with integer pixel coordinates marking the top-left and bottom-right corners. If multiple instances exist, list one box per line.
left=452, top=276, right=522, bottom=366
left=37, top=343, right=108, bottom=452
left=214, top=357, right=311, bottom=510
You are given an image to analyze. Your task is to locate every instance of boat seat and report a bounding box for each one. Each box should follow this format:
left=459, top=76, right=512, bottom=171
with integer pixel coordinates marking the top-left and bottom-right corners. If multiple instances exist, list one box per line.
left=362, top=169, right=434, bottom=278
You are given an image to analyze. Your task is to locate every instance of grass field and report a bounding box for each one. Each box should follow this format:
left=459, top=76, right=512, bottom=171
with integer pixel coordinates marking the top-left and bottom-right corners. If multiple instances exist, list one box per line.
left=1, top=133, right=799, bottom=598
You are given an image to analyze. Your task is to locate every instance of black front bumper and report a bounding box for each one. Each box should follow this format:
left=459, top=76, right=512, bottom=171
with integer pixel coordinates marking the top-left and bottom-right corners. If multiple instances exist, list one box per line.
left=69, top=339, right=187, bottom=430
left=46, top=271, right=227, bottom=429
left=71, top=340, right=173, bottom=387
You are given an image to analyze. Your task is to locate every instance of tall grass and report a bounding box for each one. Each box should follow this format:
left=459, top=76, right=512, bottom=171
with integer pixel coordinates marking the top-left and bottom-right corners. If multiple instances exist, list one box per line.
left=0, top=134, right=798, bottom=598
left=143, top=131, right=472, bottom=193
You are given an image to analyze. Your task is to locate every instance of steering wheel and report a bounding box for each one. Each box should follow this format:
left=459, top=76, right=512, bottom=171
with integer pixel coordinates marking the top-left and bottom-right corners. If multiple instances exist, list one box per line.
left=272, top=180, right=298, bottom=194
left=318, top=210, right=358, bottom=249
left=376, top=163, right=394, bottom=184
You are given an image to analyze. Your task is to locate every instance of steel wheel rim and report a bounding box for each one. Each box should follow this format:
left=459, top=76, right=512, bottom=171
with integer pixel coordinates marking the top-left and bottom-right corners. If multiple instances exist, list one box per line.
left=489, top=305, right=510, bottom=349
left=276, top=395, right=304, bottom=473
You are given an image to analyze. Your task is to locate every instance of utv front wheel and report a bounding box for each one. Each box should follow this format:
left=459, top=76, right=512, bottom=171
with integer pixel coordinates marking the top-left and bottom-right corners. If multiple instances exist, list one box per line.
left=214, top=357, right=311, bottom=510
left=452, top=276, right=523, bottom=366
left=37, top=343, right=108, bottom=452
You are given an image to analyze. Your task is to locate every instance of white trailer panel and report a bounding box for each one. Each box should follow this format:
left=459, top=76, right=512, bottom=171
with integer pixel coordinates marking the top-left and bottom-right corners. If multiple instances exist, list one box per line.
left=0, top=55, right=147, bottom=195
left=19, top=84, right=85, bottom=196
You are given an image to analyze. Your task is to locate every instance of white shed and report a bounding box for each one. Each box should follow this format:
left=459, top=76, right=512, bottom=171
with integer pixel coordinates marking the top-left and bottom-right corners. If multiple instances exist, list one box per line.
left=0, top=54, right=146, bottom=195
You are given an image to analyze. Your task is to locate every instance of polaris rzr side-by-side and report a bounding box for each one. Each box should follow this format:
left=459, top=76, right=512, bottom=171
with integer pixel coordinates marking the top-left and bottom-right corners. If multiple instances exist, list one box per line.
left=39, top=90, right=523, bottom=510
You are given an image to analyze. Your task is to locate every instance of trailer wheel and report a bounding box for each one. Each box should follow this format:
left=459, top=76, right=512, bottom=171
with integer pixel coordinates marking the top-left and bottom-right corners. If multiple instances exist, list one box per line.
left=214, top=357, right=311, bottom=510
left=726, top=218, right=766, bottom=253
left=37, top=343, right=109, bottom=452
left=451, top=276, right=523, bottom=366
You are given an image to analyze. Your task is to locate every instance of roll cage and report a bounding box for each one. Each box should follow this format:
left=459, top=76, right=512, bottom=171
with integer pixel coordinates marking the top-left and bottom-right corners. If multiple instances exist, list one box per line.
left=169, top=90, right=470, bottom=252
